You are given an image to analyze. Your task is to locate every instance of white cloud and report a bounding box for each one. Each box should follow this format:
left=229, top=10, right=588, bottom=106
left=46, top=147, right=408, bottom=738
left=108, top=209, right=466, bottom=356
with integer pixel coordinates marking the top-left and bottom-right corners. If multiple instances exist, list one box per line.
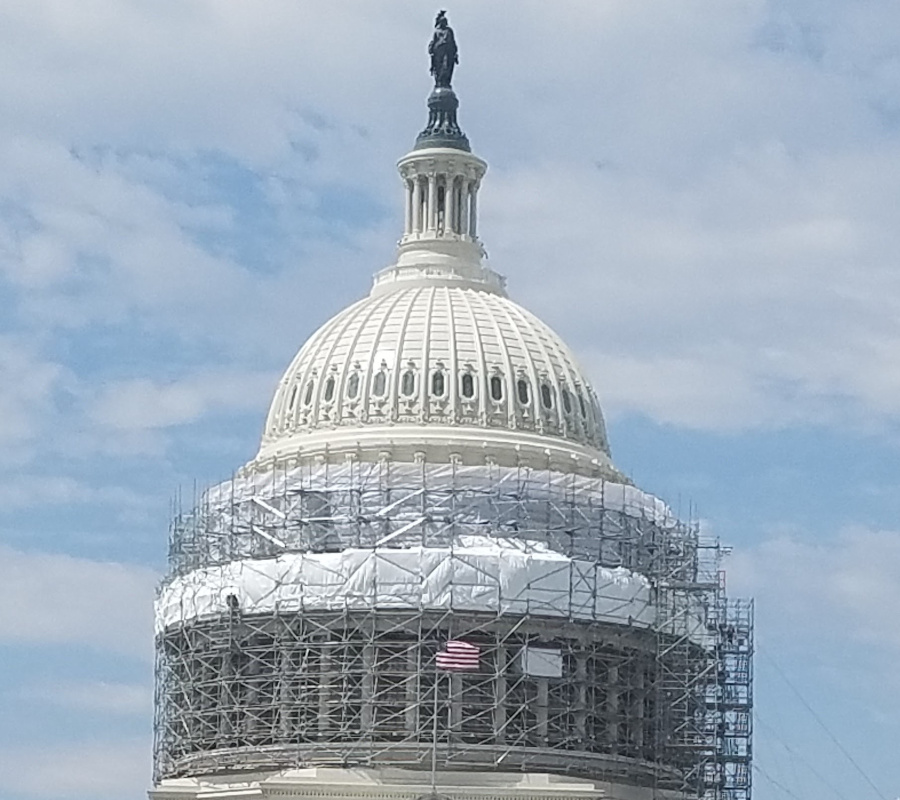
left=728, top=526, right=900, bottom=652
left=0, top=337, right=65, bottom=450
left=0, top=545, right=158, bottom=659
left=88, top=369, right=277, bottom=432
left=0, top=738, right=150, bottom=799
left=17, top=679, right=151, bottom=716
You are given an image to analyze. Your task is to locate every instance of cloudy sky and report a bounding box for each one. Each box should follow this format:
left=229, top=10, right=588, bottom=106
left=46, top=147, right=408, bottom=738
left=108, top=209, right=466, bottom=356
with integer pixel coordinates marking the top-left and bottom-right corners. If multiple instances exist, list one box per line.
left=1, top=1, right=898, bottom=798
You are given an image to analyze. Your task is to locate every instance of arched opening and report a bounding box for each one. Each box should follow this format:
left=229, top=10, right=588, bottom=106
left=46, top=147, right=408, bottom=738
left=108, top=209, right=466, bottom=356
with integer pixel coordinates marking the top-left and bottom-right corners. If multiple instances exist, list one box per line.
left=431, top=370, right=445, bottom=397
left=461, top=373, right=475, bottom=399
left=490, top=375, right=503, bottom=401
left=347, top=372, right=360, bottom=399
left=517, top=378, right=530, bottom=406
left=402, top=370, right=416, bottom=397
left=540, top=383, right=553, bottom=410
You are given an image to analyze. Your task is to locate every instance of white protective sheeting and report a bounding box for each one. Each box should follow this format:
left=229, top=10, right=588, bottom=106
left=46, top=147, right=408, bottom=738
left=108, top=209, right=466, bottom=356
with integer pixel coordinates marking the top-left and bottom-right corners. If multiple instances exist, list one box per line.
left=210, top=465, right=680, bottom=530
left=157, top=535, right=661, bottom=634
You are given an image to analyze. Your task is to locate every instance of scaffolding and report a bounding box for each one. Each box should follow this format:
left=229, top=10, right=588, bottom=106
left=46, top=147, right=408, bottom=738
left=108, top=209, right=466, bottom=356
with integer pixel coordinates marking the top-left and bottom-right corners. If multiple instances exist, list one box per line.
left=154, top=459, right=752, bottom=798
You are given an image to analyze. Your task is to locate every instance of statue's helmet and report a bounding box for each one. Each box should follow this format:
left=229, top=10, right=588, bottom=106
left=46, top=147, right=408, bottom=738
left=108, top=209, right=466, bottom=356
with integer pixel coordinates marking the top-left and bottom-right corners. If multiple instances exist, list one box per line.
left=435, top=10, right=448, bottom=27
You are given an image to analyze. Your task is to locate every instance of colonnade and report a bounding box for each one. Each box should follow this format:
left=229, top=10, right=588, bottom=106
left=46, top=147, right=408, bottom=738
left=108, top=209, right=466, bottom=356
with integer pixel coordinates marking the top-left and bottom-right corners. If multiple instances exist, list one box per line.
left=403, top=172, right=479, bottom=237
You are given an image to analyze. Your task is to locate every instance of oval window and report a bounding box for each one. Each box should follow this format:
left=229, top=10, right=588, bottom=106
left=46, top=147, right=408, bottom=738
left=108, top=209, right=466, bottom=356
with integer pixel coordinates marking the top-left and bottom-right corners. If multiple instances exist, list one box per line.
left=490, top=375, right=503, bottom=401
left=562, top=388, right=572, bottom=414
left=304, top=380, right=315, bottom=406
left=461, top=373, right=475, bottom=398
left=431, top=371, right=445, bottom=397
left=517, top=379, right=530, bottom=405
left=373, top=371, right=387, bottom=397
left=578, top=393, right=587, bottom=418
left=288, top=385, right=298, bottom=411
left=324, top=376, right=335, bottom=402
left=402, top=370, right=416, bottom=397
left=347, top=372, right=360, bottom=399
left=541, top=384, right=553, bottom=409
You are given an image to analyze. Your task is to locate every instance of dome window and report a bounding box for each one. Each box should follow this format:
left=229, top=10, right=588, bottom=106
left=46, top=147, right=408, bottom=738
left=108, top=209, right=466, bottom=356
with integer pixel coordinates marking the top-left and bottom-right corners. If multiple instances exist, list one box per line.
left=323, top=376, right=336, bottom=402
left=562, top=388, right=572, bottom=414
left=401, top=369, right=416, bottom=397
left=490, top=375, right=504, bottom=401
left=578, top=393, right=587, bottom=418
left=516, top=378, right=530, bottom=405
left=461, top=372, right=475, bottom=399
left=373, top=371, right=387, bottom=397
left=287, top=385, right=298, bottom=411
left=540, top=383, right=553, bottom=410
left=303, top=380, right=315, bottom=406
left=431, top=370, right=445, bottom=397
left=347, top=372, right=360, bottom=399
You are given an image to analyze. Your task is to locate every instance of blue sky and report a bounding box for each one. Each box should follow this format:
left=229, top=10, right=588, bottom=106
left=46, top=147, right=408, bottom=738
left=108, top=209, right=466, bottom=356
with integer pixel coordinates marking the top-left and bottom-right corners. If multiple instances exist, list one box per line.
left=0, top=1, right=898, bottom=798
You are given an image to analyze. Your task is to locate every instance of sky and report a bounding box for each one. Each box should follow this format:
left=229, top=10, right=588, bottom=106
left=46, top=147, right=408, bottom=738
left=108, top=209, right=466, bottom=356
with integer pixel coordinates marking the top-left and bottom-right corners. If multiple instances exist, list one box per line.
left=0, top=1, right=898, bottom=798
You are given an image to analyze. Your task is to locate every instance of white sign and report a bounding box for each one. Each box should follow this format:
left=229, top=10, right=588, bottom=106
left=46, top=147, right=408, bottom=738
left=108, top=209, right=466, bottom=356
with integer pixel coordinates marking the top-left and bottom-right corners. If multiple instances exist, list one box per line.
left=519, top=646, right=563, bottom=678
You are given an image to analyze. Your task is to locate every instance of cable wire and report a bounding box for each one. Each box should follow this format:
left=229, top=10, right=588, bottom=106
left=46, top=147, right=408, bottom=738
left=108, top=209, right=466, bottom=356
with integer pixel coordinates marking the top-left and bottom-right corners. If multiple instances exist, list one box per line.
left=760, top=646, right=888, bottom=800
left=754, top=712, right=851, bottom=800
left=753, top=763, right=806, bottom=800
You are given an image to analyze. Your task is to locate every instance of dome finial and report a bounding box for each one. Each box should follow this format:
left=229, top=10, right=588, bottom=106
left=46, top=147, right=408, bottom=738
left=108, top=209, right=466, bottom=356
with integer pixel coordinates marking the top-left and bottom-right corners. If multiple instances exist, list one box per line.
left=429, top=10, right=457, bottom=88
left=416, top=11, right=470, bottom=151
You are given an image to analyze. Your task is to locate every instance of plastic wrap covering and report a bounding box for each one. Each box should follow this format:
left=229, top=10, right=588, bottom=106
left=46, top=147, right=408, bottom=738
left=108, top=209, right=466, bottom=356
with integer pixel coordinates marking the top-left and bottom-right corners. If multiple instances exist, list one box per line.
left=156, top=536, right=684, bottom=635
left=167, top=462, right=696, bottom=583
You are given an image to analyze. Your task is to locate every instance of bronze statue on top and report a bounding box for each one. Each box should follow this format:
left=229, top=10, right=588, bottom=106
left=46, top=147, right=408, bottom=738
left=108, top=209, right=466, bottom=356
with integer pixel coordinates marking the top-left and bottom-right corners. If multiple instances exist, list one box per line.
left=415, top=10, right=470, bottom=151
left=429, top=11, right=458, bottom=88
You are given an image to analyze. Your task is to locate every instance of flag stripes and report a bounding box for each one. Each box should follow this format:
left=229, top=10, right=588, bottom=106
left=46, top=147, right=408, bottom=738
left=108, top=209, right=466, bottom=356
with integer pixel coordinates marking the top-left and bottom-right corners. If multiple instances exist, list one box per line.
left=436, top=640, right=480, bottom=671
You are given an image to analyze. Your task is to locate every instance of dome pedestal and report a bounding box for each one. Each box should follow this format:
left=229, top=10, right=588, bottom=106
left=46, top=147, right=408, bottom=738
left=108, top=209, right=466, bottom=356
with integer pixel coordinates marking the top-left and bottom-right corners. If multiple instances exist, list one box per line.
left=149, top=767, right=616, bottom=799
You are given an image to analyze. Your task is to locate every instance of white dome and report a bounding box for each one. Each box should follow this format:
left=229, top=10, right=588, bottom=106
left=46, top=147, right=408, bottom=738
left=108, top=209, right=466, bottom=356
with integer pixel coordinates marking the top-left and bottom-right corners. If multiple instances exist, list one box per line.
left=251, top=146, right=619, bottom=479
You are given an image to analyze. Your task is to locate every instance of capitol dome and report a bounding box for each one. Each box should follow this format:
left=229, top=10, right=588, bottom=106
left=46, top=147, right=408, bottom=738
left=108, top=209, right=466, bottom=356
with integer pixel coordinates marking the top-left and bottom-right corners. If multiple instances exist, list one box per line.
left=152, top=16, right=753, bottom=799
left=252, top=137, right=620, bottom=480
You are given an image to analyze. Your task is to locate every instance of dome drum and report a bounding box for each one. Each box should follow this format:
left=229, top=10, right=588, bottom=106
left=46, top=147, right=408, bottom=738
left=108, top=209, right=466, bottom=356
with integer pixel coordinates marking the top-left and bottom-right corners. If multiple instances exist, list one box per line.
left=154, top=607, right=694, bottom=789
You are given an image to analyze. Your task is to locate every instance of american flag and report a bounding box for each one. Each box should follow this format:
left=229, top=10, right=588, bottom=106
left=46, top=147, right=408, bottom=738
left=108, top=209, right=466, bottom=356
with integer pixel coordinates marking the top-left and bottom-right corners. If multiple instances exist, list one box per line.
left=436, top=640, right=480, bottom=671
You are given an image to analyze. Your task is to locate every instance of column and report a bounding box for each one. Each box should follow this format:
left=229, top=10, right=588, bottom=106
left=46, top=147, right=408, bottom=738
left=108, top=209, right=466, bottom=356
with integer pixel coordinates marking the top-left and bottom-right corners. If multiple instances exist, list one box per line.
left=412, top=177, right=423, bottom=234
left=318, top=643, right=333, bottom=738
left=404, top=179, right=413, bottom=234
left=468, top=181, right=478, bottom=238
left=361, top=643, right=375, bottom=734
left=494, top=644, right=507, bottom=745
left=427, top=174, right=438, bottom=232
left=450, top=672, right=463, bottom=741
left=405, top=647, right=418, bottom=734
left=574, top=653, right=587, bottom=746
left=536, top=678, right=549, bottom=745
left=448, top=180, right=457, bottom=233
left=459, top=181, right=469, bottom=236
left=631, top=664, right=645, bottom=755
left=607, top=664, right=620, bottom=752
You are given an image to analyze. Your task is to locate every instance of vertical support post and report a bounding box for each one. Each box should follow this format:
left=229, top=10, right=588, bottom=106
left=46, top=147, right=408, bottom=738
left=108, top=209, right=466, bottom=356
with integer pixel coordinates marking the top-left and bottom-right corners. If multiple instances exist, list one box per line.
left=459, top=179, right=469, bottom=237
left=318, top=642, right=332, bottom=738
left=405, top=646, right=418, bottom=734
left=468, top=181, right=478, bottom=238
left=536, top=678, right=549, bottom=745
left=632, top=663, right=645, bottom=755
left=607, top=664, right=620, bottom=752
left=404, top=179, right=413, bottom=234
left=427, top=174, right=437, bottom=232
left=575, top=653, right=587, bottom=746
left=412, top=177, right=423, bottom=233
left=449, top=672, right=463, bottom=741
left=361, top=642, right=375, bottom=735
left=494, top=644, right=507, bottom=745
